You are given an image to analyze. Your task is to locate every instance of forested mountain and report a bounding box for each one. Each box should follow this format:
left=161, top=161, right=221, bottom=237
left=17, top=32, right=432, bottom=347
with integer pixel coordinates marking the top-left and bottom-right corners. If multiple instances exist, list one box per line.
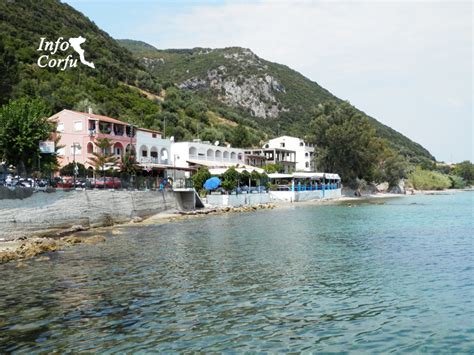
left=119, top=40, right=434, bottom=162
left=0, top=0, right=434, bottom=164
left=0, top=0, right=255, bottom=145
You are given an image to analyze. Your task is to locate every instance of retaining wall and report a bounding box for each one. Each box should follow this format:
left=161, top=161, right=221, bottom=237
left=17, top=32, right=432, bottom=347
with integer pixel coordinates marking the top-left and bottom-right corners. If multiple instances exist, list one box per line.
left=269, top=189, right=342, bottom=202
left=206, top=193, right=272, bottom=207
left=0, top=189, right=180, bottom=240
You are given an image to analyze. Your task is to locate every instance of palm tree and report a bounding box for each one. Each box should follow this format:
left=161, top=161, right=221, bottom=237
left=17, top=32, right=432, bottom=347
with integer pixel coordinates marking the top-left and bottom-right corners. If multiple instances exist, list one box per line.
left=88, top=138, right=118, bottom=178
left=120, top=150, right=140, bottom=175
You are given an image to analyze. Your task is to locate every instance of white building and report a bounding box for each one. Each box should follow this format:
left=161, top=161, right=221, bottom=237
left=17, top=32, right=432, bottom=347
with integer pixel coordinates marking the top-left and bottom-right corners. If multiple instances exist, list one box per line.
left=264, top=136, right=315, bottom=171
left=170, top=140, right=246, bottom=170
left=136, top=128, right=171, bottom=167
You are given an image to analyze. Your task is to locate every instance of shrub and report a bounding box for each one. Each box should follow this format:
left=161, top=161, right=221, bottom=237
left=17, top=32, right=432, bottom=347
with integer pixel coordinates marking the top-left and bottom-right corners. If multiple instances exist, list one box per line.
left=408, top=168, right=451, bottom=190
left=448, top=175, right=467, bottom=189
left=192, top=166, right=211, bottom=192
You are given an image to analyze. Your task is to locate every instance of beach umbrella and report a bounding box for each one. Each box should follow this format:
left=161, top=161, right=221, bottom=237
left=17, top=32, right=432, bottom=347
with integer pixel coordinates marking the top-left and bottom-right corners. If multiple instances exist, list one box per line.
left=204, top=177, right=221, bottom=190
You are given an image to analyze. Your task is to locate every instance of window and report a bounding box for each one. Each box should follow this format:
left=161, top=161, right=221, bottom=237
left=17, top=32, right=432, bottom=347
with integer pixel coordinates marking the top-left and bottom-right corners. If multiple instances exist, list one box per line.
left=142, top=150, right=148, bottom=157
left=87, top=143, right=94, bottom=154
left=305, top=152, right=309, bottom=157
left=57, top=122, right=64, bottom=132
left=152, top=133, right=157, bottom=138
left=74, top=121, right=83, bottom=131
left=300, top=142, right=304, bottom=146
left=305, top=162, right=309, bottom=168
left=115, top=147, right=122, bottom=155
left=280, top=142, right=285, bottom=148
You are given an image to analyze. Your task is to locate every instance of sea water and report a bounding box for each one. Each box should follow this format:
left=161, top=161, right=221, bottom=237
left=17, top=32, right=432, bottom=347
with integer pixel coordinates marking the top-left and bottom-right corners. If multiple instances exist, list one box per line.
left=0, top=192, right=472, bottom=352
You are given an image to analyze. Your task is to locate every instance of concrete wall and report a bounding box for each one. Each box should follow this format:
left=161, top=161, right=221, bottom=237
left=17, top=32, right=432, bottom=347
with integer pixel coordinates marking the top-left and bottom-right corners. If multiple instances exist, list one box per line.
left=0, top=189, right=179, bottom=240
left=269, top=189, right=342, bottom=202
left=0, top=186, right=34, bottom=200
left=206, top=193, right=272, bottom=207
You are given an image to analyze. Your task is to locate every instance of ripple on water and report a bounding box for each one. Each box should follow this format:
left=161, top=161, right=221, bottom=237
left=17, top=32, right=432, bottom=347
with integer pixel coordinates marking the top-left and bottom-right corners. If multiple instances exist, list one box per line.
left=0, top=193, right=473, bottom=352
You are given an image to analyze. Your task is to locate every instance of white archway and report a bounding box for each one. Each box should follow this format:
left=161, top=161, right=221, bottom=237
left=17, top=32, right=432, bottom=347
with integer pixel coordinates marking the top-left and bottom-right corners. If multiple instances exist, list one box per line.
left=160, top=148, right=169, bottom=164
left=207, top=149, right=214, bottom=160
left=189, top=146, right=197, bottom=157
left=150, top=146, right=158, bottom=162
left=139, top=145, right=148, bottom=159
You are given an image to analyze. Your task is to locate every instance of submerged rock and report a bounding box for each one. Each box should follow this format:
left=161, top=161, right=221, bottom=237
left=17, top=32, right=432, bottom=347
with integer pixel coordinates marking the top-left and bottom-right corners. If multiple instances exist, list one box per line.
left=62, top=235, right=106, bottom=245
left=131, top=216, right=143, bottom=223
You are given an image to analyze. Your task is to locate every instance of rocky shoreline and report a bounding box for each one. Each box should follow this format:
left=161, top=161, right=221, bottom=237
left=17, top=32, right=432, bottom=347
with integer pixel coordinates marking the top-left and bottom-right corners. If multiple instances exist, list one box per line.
left=0, top=203, right=277, bottom=265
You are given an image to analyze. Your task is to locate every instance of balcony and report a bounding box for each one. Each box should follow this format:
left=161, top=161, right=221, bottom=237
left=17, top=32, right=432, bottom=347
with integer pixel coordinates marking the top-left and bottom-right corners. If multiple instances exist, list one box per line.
left=138, top=157, right=169, bottom=165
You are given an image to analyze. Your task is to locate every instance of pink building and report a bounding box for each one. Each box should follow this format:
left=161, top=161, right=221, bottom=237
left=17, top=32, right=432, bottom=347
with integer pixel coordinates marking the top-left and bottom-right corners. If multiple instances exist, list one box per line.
left=49, top=109, right=136, bottom=170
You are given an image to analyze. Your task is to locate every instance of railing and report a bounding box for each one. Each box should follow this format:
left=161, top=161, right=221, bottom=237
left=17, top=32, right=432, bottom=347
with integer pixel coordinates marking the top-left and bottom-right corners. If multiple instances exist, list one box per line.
left=292, top=183, right=341, bottom=192
left=138, top=157, right=169, bottom=165
left=173, top=178, right=194, bottom=189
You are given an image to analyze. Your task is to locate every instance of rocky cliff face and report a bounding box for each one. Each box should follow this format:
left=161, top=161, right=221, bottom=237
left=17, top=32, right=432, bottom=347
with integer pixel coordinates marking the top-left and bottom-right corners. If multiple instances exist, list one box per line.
left=175, top=49, right=287, bottom=119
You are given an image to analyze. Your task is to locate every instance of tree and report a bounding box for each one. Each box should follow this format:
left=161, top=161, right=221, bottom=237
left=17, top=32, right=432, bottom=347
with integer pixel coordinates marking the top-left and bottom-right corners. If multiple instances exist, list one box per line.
left=377, top=148, right=409, bottom=187
left=309, top=101, right=387, bottom=183
left=263, top=163, right=284, bottom=174
left=240, top=170, right=251, bottom=186
left=60, top=162, right=87, bottom=177
left=0, top=98, right=53, bottom=175
left=221, top=167, right=240, bottom=192
left=0, top=38, right=18, bottom=106
left=230, top=124, right=251, bottom=148
left=192, top=166, right=211, bottom=191
left=120, top=150, right=140, bottom=175
left=452, top=161, right=474, bottom=184
left=88, top=138, right=118, bottom=176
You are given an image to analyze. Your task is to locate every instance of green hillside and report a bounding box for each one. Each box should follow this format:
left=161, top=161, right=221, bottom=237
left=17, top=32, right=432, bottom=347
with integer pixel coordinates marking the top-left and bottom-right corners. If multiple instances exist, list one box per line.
left=0, top=0, right=267, bottom=144
left=0, top=0, right=434, bottom=166
left=119, top=40, right=434, bottom=162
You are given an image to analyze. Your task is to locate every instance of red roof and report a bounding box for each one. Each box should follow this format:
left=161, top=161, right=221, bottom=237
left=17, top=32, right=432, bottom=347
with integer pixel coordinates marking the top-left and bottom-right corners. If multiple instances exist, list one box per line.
left=137, top=127, right=163, bottom=135
left=65, top=110, right=131, bottom=126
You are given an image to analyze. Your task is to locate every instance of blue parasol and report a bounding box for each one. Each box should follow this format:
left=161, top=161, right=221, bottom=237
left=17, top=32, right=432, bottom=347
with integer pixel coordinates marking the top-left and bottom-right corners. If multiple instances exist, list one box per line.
left=203, top=177, right=221, bottom=190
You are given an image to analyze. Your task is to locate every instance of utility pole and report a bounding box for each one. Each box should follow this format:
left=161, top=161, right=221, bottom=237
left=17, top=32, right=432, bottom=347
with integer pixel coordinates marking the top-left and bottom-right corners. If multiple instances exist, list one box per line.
left=129, top=124, right=135, bottom=188
left=71, top=143, right=81, bottom=189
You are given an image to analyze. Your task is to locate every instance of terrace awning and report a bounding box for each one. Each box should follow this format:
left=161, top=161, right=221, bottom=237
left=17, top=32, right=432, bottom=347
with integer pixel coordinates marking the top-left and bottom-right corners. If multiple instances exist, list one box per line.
left=268, top=173, right=293, bottom=179
left=292, top=172, right=325, bottom=179
left=324, top=173, right=341, bottom=180
left=187, top=159, right=264, bottom=174
left=209, top=167, right=265, bottom=175
left=268, top=172, right=341, bottom=180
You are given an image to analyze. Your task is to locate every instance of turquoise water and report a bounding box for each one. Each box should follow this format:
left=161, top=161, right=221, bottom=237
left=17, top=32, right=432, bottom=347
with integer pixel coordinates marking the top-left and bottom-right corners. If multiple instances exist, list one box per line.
left=0, top=192, right=472, bottom=352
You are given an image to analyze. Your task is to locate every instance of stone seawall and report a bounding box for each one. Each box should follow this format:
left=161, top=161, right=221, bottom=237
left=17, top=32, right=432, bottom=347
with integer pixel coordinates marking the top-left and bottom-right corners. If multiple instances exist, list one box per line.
left=0, top=189, right=180, bottom=240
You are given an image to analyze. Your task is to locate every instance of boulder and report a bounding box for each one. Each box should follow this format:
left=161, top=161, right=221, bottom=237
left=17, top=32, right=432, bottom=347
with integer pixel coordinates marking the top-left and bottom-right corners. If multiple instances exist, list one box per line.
left=376, top=182, right=390, bottom=193
left=389, top=179, right=406, bottom=194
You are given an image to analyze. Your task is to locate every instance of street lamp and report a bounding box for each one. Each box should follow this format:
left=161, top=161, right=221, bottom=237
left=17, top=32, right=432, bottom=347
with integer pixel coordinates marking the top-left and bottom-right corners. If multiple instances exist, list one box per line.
left=173, top=154, right=179, bottom=187
left=71, top=143, right=81, bottom=189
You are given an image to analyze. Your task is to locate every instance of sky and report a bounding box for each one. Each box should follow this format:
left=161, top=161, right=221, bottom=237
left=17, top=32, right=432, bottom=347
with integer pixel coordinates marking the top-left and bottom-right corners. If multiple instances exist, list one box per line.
left=65, top=0, right=473, bottom=163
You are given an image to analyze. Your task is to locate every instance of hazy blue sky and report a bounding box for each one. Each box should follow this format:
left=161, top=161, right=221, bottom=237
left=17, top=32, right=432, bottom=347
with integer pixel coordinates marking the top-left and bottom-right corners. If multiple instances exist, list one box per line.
left=66, top=0, right=472, bottom=162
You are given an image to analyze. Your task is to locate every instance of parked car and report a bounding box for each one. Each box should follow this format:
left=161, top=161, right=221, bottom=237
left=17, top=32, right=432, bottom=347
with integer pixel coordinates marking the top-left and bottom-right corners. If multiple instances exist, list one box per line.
left=57, top=177, right=73, bottom=189
left=93, top=177, right=121, bottom=189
